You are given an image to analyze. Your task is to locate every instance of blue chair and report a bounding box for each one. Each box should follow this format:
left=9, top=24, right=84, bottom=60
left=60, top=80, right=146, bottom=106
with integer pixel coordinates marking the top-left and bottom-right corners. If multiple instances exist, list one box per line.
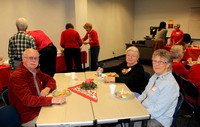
left=181, top=77, right=200, bottom=126
left=144, top=71, right=151, bottom=84
left=172, top=93, right=184, bottom=127
left=1, top=89, right=9, bottom=105
left=172, top=72, right=184, bottom=94
left=0, top=105, right=21, bottom=127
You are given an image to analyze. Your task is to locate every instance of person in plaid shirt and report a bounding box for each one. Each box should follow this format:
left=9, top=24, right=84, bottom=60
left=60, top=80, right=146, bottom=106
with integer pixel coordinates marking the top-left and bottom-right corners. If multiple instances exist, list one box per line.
left=8, top=17, right=36, bottom=71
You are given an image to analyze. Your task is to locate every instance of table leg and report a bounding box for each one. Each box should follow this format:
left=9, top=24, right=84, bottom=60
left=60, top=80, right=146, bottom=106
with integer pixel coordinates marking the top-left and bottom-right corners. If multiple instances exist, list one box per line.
left=142, top=120, right=147, bottom=127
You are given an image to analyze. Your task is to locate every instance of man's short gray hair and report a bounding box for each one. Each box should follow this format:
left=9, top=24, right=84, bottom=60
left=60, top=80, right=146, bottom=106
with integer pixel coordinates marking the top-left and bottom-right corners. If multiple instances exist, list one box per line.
left=16, top=17, right=28, bottom=30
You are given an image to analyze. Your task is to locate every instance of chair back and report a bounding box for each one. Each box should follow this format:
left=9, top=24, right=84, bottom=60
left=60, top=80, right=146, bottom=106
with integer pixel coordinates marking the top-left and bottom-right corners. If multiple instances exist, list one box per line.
left=181, top=77, right=199, bottom=106
left=144, top=71, right=151, bottom=84
left=0, top=105, right=21, bottom=127
left=172, top=72, right=182, bottom=87
left=1, top=89, right=9, bottom=105
left=173, top=93, right=184, bottom=127
left=183, top=33, right=191, bottom=44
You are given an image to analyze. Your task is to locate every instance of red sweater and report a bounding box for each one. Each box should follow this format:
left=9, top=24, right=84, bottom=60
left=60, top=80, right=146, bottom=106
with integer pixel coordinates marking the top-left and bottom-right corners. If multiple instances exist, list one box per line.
left=82, top=29, right=99, bottom=48
left=186, top=64, right=200, bottom=106
left=27, top=30, right=53, bottom=51
left=170, top=30, right=184, bottom=45
left=60, top=29, right=82, bottom=49
left=172, top=61, right=189, bottom=78
left=8, top=62, right=56, bottom=124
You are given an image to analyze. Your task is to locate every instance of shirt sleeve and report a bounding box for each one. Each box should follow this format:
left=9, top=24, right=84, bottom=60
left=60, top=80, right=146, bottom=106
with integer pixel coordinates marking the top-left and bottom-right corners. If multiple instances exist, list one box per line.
left=8, top=38, right=14, bottom=70
left=178, top=30, right=184, bottom=42
left=77, top=32, right=83, bottom=46
left=82, top=33, right=88, bottom=41
left=30, top=37, right=37, bottom=50
left=10, top=73, right=53, bottom=107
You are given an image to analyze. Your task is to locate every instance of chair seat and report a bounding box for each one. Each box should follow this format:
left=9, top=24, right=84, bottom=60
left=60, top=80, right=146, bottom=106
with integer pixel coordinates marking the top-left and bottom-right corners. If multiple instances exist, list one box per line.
left=0, top=105, right=21, bottom=127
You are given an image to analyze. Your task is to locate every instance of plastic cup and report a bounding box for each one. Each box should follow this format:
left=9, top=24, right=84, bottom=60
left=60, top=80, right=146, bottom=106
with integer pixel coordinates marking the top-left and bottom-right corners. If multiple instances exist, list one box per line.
left=109, top=84, right=116, bottom=95
left=71, top=72, right=76, bottom=80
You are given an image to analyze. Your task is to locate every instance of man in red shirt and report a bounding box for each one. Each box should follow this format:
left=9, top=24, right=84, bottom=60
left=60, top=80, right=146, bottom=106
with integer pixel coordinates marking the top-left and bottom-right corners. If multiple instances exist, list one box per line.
left=8, top=48, right=66, bottom=126
left=27, top=30, right=57, bottom=77
left=60, top=23, right=83, bottom=72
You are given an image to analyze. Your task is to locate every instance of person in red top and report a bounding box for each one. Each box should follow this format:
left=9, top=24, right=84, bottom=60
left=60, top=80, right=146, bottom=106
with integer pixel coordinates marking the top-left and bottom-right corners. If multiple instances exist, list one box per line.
left=186, top=64, right=200, bottom=106
left=82, top=22, right=100, bottom=71
left=170, top=24, right=184, bottom=45
left=171, top=45, right=192, bottom=78
left=60, top=23, right=83, bottom=72
left=27, top=30, right=57, bottom=77
left=8, top=48, right=66, bottom=126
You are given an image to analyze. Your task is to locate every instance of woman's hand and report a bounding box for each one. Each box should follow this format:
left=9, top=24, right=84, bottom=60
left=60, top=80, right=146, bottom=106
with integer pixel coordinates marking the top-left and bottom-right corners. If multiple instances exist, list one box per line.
left=187, top=57, right=192, bottom=63
left=83, top=41, right=89, bottom=45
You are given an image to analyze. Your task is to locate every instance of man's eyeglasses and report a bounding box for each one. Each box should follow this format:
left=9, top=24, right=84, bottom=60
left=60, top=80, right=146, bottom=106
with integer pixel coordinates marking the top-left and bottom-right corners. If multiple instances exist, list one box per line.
left=152, top=60, right=167, bottom=64
left=24, top=57, right=39, bottom=60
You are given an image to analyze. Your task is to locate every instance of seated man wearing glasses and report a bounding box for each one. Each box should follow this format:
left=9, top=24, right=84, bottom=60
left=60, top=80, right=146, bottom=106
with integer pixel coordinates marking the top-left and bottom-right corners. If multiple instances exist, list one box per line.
left=8, top=48, right=66, bottom=127
left=136, top=49, right=179, bottom=127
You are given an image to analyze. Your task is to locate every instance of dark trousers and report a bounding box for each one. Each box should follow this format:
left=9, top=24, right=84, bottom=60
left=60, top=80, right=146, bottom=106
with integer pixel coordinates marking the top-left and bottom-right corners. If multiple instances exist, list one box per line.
left=64, top=48, right=82, bottom=72
left=39, top=44, right=57, bottom=77
left=90, top=46, right=100, bottom=71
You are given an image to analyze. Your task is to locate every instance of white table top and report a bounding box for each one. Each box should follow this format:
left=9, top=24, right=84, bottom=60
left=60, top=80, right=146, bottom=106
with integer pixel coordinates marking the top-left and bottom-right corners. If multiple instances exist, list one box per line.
left=36, top=72, right=150, bottom=126
left=85, top=71, right=150, bottom=124
left=36, top=73, right=94, bottom=126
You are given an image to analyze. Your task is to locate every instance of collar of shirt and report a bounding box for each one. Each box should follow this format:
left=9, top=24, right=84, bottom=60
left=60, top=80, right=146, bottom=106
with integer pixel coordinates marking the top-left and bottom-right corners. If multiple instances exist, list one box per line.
left=155, top=71, right=171, bottom=80
left=23, top=64, right=37, bottom=75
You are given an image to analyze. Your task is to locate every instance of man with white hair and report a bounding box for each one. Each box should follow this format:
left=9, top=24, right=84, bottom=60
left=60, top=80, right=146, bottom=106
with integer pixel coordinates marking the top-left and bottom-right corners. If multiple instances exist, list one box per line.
left=8, top=48, right=66, bottom=126
left=8, top=17, right=37, bottom=71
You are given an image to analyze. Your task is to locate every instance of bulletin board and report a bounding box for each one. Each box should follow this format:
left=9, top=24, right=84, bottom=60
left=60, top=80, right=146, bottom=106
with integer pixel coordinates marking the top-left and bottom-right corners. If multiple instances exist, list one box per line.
left=189, top=7, right=200, bottom=39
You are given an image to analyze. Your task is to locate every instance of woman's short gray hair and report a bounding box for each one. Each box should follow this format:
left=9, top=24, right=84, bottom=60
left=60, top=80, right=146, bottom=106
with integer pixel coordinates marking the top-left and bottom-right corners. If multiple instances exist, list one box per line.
left=16, top=17, right=28, bottom=30
left=126, top=46, right=140, bottom=58
left=152, top=49, right=173, bottom=71
left=170, top=45, right=183, bottom=59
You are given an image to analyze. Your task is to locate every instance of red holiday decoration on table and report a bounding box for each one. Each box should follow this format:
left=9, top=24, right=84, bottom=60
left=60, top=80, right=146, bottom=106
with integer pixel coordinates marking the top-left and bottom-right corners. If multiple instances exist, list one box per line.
left=68, top=79, right=98, bottom=102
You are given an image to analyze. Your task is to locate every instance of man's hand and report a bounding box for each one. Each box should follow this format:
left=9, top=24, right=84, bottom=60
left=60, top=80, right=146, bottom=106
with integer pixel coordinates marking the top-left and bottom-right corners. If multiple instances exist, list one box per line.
left=40, top=87, right=51, bottom=97
left=52, top=96, right=66, bottom=104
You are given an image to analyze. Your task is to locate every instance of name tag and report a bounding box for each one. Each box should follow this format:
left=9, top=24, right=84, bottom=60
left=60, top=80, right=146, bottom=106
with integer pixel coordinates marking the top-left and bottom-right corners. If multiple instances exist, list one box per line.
left=151, top=86, right=157, bottom=92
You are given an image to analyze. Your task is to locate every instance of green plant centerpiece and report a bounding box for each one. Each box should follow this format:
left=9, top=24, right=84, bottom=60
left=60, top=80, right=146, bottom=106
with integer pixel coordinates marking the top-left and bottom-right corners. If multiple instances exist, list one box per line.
left=81, top=79, right=97, bottom=90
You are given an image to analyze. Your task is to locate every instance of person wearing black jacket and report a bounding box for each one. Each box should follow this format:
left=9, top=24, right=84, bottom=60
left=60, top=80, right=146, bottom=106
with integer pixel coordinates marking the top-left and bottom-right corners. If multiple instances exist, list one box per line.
left=98, top=46, right=147, bottom=94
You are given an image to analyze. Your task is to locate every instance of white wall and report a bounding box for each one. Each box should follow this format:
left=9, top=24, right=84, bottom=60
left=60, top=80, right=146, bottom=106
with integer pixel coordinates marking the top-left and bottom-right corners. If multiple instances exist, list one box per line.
left=134, top=0, right=200, bottom=44
left=87, top=0, right=135, bottom=61
left=0, top=0, right=67, bottom=59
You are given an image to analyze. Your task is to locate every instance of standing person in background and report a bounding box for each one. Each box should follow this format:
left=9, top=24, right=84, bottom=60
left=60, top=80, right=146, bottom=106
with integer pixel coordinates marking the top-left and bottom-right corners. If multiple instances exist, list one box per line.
left=82, top=22, right=100, bottom=71
left=8, top=17, right=36, bottom=71
left=152, top=21, right=168, bottom=53
left=27, top=30, right=57, bottom=77
left=60, top=23, right=83, bottom=72
left=170, top=24, right=184, bottom=45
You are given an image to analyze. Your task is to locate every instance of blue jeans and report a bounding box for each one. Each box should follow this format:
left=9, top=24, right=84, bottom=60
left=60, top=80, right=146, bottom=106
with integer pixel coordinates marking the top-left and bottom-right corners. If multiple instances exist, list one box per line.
left=90, top=46, right=100, bottom=71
